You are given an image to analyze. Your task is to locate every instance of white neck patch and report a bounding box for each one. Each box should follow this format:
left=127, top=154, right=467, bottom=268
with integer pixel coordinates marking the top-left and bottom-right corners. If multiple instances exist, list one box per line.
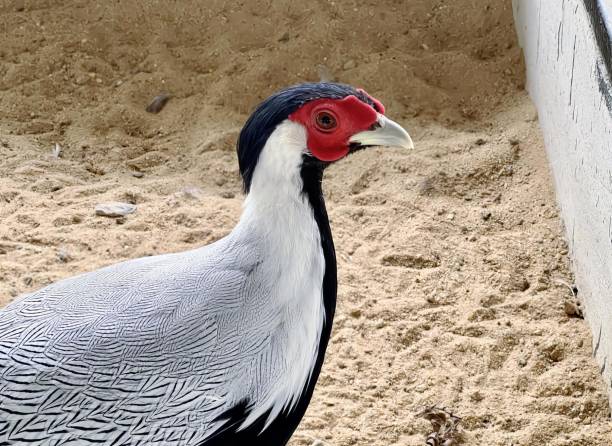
left=234, top=120, right=326, bottom=431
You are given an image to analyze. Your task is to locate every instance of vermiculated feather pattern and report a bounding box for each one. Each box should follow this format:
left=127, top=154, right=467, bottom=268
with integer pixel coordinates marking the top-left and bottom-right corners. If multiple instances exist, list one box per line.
left=0, top=121, right=327, bottom=445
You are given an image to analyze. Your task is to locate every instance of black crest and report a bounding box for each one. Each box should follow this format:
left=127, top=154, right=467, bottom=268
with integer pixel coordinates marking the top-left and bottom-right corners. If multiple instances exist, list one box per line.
left=237, top=82, right=377, bottom=192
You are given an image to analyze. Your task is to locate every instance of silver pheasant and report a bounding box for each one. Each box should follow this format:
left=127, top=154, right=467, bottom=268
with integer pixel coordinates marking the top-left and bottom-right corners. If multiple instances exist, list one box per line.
left=0, top=82, right=413, bottom=446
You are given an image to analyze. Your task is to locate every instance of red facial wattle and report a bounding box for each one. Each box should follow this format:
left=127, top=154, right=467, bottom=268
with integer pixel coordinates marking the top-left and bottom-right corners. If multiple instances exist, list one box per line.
left=288, top=94, right=382, bottom=162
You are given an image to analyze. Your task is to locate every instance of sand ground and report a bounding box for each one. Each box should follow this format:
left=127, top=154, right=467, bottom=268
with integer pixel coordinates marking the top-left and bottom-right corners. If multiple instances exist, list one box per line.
left=1, top=0, right=612, bottom=444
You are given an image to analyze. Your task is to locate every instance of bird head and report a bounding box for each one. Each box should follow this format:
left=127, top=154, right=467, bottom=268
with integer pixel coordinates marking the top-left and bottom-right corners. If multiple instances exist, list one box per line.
left=237, top=82, right=413, bottom=193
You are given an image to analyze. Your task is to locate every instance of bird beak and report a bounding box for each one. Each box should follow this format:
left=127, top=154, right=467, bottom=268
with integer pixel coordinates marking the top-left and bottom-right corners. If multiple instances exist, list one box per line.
left=349, top=114, right=414, bottom=150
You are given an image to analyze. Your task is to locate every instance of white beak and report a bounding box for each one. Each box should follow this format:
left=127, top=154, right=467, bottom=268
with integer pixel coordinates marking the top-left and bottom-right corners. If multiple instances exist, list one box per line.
left=349, top=114, right=414, bottom=150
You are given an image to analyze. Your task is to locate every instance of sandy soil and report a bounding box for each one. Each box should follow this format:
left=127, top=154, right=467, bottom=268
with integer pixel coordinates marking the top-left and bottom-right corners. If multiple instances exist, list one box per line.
left=1, top=0, right=612, bottom=444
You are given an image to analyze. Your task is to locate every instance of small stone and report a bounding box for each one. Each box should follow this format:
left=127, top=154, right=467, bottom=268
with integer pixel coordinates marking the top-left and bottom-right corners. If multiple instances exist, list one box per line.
left=146, top=93, right=171, bottom=114
left=95, top=202, right=137, bottom=218
left=475, top=138, right=487, bottom=146
left=182, top=187, right=203, bottom=200
left=220, top=191, right=235, bottom=199
left=414, top=384, right=427, bottom=393
left=277, top=32, right=290, bottom=42
left=542, top=342, right=565, bottom=362
left=509, top=138, right=520, bottom=146
left=115, top=80, right=123, bottom=87
left=470, top=391, right=484, bottom=402
left=518, top=358, right=527, bottom=367
left=343, top=59, right=356, bottom=70
left=311, top=439, right=325, bottom=446
left=564, top=301, right=583, bottom=318
left=349, top=309, right=362, bottom=318
left=510, top=277, right=530, bottom=292
left=468, top=307, right=496, bottom=322
left=132, top=171, right=144, bottom=178
left=57, top=248, right=71, bottom=263
left=481, top=210, right=492, bottom=221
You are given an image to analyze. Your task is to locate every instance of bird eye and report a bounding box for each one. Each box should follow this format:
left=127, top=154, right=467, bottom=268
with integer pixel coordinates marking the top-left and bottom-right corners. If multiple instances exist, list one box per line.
left=314, top=111, right=337, bottom=132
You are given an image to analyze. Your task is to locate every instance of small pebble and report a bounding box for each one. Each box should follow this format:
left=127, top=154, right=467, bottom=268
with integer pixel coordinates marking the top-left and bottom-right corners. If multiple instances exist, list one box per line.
left=343, top=59, right=356, bottom=70
left=470, top=391, right=484, bottom=402
left=349, top=309, right=362, bottom=318
left=146, top=93, right=171, bottom=114
left=182, top=187, right=203, bottom=200
left=475, top=138, right=487, bottom=145
left=516, top=278, right=530, bottom=291
left=132, top=171, right=144, bottom=178
left=564, top=301, right=583, bottom=318
left=95, top=202, right=137, bottom=218
left=57, top=248, right=71, bottom=263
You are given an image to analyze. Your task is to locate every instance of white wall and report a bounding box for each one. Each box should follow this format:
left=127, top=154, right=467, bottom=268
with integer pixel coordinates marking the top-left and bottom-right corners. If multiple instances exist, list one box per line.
left=513, top=0, right=612, bottom=402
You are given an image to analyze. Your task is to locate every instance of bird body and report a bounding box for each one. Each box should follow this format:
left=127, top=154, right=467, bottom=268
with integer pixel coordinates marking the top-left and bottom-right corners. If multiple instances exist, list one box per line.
left=0, top=83, right=412, bottom=445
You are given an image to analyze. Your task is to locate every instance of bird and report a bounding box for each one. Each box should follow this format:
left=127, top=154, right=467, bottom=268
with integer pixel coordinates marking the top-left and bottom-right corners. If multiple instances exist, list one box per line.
left=0, top=82, right=413, bottom=446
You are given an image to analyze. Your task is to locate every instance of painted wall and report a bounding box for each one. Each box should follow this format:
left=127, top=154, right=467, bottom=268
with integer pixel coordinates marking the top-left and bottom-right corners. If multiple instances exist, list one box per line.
left=513, top=0, right=612, bottom=402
